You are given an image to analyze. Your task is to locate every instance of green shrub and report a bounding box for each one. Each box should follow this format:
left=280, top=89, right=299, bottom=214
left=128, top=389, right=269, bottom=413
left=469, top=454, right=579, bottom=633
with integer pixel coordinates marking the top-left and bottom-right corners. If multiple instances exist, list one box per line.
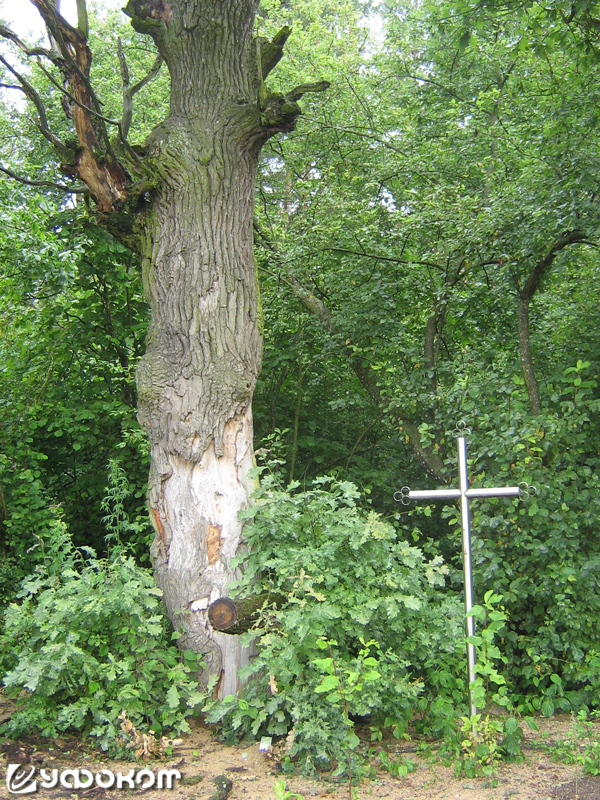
left=206, top=473, right=463, bottom=771
left=550, top=709, right=600, bottom=776
left=0, top=555, right=24, bottom=609
left=0, top=517, right=205, bottom=754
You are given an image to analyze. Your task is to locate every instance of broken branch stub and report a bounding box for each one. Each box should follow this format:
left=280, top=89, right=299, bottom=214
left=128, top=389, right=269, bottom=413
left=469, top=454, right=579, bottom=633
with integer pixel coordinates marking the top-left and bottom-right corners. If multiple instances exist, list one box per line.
left=208, top=593, right=285, bottom=635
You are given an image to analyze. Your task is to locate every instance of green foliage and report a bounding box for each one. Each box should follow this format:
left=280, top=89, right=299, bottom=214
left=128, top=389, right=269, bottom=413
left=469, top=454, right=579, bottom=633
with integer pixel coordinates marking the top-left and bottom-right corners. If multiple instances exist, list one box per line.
left=312, top=636, right=383, bottom=781
left=550, top=711, right=600, bottom=776
left=455, top=593, right=524, bottom=783
left=454, top=367, right=600, bottom=709
left=101, top=458, right=153, bottom=558
left=205, top=472, right=462, bottom=771
left=87, top=5, right=168, bottom=143
left=376, top=748, right=417, bottom=778
left=0, top=0, right=599, bottom=775
left=272, top=778, right=303, bottom=800
left=0, top=196, right=150, bottom=559
left=0, top=519, right=205, bottom=754
left=0, top=458, right=63, bottom=571
left=0, top=556, right=23, bottom=610
left=469, top=592, right=512, bottom=713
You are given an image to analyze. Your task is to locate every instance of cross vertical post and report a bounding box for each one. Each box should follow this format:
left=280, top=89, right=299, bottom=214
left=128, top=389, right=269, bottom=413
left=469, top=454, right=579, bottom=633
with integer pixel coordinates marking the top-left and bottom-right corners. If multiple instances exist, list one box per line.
left=457, top=434, right=477, bottom=719
left=395, top=422, right=535, bottom=720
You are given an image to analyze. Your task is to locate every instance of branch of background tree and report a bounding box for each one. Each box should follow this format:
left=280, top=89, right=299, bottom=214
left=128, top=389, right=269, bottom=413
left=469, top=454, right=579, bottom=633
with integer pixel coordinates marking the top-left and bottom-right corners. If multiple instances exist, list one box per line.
left=0, top=164, right=88, bottom=194
left=118, top=39, right=162, bottom=140
left=521, top=230, right=591, bottom=299
left=0, top=55, right=72, bottom=158
left=255, top=226, right=447, bottom=481
left=254, top=220, right=333, bottom=326
left=324, top=245, right=446, bottom=272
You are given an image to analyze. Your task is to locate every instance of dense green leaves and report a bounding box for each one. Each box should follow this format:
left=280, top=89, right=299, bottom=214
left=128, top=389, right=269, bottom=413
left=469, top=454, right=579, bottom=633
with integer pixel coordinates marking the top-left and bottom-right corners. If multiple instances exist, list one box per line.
left=205, top=467, right=463, bottom=769
left=0, top=521, right=204, bottom=753
left=0, top=193, right=150, bottom=559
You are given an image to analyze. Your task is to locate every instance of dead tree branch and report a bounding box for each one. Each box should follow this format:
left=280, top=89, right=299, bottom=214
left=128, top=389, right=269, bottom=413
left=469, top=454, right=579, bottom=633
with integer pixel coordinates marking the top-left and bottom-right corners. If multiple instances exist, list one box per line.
left=118, top=39, right=162, bottom=140
left=0, top=164, right=87, bottom=193
left=0, top=54, right=72, bottom=158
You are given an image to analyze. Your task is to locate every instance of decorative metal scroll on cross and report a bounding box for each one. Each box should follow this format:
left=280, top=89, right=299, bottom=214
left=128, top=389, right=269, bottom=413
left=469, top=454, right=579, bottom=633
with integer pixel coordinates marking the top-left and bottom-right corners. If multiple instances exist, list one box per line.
left=394, top=421, right=536, bottom=719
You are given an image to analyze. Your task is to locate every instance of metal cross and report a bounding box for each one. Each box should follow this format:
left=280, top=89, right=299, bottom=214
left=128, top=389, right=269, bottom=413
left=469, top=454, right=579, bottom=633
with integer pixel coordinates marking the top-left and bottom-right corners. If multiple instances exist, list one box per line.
left=394, top=421, right=535, bottom=719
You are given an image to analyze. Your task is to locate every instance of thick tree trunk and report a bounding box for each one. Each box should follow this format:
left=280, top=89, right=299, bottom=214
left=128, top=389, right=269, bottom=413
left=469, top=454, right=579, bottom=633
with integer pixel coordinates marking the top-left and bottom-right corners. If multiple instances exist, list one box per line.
left=131, top=0, right=266, bottom=697
left=17, top=0, right=326, bottom=698
left=124, top=0, right=327, bottom=695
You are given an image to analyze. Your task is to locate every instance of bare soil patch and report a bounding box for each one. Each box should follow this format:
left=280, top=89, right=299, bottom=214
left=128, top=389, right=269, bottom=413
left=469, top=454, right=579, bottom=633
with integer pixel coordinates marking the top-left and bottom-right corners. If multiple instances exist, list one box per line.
left=0, top=712, right=598, bottom=800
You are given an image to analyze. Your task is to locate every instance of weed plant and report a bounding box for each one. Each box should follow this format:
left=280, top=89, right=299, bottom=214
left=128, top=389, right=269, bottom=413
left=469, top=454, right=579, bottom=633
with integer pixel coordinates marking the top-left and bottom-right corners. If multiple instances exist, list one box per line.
left=550, top=710, right=600, bottom=775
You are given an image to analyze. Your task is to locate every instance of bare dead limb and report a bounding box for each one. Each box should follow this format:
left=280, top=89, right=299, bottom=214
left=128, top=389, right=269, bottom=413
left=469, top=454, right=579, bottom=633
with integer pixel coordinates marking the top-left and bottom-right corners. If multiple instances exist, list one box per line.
left=30, top=0, right=112, bottom=154
left=118, top=39, right=162, bottom=140
left=0, top=23, right=56, bottom=60
left=0, top=54, right=72, bottom=158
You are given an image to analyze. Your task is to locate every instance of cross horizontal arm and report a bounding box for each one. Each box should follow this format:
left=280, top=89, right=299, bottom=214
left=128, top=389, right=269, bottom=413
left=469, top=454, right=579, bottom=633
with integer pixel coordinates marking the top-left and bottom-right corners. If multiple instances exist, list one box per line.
left=465, top=487, right=521, bottom=498
left=408, top=489, right=461, bottom=500
left=405, top=486, right=521, bottom=501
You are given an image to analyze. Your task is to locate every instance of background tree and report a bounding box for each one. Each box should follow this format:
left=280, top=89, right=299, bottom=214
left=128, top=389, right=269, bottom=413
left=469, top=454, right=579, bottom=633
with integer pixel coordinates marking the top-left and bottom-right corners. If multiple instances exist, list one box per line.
left=252, top=0, right=600, bottom=478
left=249, top=0, right=600, bottom=698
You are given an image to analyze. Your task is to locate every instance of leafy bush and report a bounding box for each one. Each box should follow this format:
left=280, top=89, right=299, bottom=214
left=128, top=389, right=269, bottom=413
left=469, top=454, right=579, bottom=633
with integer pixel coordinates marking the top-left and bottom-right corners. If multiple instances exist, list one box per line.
left=0, top=555, right=24, bottom=610
left=206, top=473, right=463, bottom=771
left=101, top=456, right=153, bottom=558
left=0, top=451, right=64, bottom=575
left=0, top=517, right=205, bottom=754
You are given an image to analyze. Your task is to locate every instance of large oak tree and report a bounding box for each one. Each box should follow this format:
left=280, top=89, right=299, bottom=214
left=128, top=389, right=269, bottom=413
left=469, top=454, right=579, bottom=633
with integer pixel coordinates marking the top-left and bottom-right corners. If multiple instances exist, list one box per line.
left=0, top=0, right=326, bottom=696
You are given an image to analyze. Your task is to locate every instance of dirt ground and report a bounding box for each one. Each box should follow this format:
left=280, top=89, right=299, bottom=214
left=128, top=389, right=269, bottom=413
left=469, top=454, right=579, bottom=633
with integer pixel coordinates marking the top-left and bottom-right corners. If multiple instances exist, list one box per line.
left=1, top=713, right=599, bottom=800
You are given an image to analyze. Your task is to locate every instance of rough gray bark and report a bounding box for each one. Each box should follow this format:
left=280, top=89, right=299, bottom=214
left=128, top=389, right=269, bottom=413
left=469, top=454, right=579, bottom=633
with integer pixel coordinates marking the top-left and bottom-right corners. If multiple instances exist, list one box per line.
left=124, top=0, right=326, bottom=696
left=131, top=6, right=265, bottom=681
left=10, top=0, right=327, bottom=697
